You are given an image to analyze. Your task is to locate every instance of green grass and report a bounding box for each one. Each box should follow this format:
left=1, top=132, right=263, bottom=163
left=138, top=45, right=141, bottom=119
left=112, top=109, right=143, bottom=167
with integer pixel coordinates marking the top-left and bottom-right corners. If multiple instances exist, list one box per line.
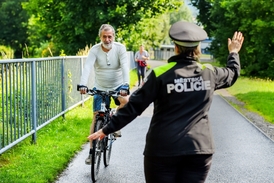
left=0, top=100, right=92, bottom=183
left=129, top=69, right=138, bottom=87
left=0, top=69, right=139, bottom=183
left=227, top=77, right=274, bottom=124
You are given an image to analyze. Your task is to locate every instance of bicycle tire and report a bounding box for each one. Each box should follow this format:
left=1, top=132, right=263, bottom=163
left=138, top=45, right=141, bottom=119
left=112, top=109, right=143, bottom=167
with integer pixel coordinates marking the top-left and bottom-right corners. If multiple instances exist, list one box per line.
left=91, top=119, right=103, bottom=182
left=103, top=133, right=114, bottom=166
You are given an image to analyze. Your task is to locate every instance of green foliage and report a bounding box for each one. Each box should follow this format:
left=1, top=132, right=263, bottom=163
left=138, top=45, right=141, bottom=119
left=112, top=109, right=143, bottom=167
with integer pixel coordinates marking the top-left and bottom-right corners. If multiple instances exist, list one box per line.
left=169, top=2, right=194, bottom=25
left=24, top=0, right=182, bottom=55
left=0, top=0, right=30, bottom=58
left=0, top=100, right=93, bottom=183
left=0, top=0, right=191, bottom=57
left=76, top=44, right=92, bottom=56
left=0, top=45, right=14, bottom=59
left=119, top=1, right=193, bottom=51
left=34, top=42, right=57, bottom=57
left=117, top=15, right=169, bottom=51
left=24, top=15, right=53, bottom=58
left=191, top=0, right=274, bottom=79
left=190, top=0, right=213, bottom=33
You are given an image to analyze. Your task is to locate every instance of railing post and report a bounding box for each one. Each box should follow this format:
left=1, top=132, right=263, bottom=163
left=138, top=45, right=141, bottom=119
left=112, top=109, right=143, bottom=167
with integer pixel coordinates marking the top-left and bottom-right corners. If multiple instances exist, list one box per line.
left=61, top=57, right=66, bottom=118
left=80, top=57, right=84, bottom=106
left=31, top=61, right=37, bottom=144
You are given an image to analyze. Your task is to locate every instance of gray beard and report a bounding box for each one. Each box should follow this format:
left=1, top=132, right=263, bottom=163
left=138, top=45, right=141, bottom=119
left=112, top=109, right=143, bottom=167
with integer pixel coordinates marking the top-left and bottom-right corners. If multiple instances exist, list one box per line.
left=102, top=42, right=113, bottom=50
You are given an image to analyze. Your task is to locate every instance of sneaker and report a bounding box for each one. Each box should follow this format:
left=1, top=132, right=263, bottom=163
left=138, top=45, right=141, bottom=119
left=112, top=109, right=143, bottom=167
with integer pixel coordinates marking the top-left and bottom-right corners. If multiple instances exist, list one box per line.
left=85, top=154, right=92, bottom=165
left=113, top=130, right=122, bottom=137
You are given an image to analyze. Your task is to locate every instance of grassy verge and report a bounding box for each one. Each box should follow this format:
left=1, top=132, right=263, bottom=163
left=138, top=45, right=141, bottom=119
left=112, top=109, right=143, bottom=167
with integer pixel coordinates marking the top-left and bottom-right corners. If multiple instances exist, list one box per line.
left=0, top=69, right=138, bottom=183
left=0, top=100, right=92, bottom=183
left=226, top=77, right=274, bottom=124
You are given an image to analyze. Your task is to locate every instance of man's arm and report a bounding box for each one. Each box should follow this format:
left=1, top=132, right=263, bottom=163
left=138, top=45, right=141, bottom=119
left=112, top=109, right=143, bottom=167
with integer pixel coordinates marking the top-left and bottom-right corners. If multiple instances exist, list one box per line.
left=119, top=45, right=130, bottom=84
left=80, top=49, right=96, bottom=85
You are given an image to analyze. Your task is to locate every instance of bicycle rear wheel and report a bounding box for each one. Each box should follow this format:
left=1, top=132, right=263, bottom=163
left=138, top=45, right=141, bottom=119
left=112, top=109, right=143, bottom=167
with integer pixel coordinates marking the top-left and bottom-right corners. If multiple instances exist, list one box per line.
left=103, top=133, right=115, bottom=166
left=91, top=119, right=103, bottom=182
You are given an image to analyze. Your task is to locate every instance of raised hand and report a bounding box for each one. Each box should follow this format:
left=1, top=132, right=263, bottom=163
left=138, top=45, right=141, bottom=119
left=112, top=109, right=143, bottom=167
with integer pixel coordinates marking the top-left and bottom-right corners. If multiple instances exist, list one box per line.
left=228, top=31, right=244, bottom=53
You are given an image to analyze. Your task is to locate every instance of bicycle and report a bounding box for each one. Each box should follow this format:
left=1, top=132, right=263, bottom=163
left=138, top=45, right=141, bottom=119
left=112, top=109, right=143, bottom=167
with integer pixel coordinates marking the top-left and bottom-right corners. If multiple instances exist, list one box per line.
left=77, top=85, right=121, bottom=182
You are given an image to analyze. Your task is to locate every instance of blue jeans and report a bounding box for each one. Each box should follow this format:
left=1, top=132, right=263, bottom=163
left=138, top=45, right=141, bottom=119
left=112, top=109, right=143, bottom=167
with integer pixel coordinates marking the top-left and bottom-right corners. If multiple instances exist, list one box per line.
left=92, top=85, right=122, bottom=112
left=137, top=65, right=146, bottom=86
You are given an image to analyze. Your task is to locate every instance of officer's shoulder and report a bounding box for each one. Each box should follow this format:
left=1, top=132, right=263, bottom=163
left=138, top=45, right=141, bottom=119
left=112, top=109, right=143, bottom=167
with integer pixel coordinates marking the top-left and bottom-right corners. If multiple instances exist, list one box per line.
left=196, top=62, right=214, bottom=71
left=153, top=62, right=177, bottom=77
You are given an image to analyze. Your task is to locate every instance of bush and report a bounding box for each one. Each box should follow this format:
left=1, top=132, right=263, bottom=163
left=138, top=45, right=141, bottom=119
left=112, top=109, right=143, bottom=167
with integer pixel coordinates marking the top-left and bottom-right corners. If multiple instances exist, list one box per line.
left=0, top=45, right=14, bottom=59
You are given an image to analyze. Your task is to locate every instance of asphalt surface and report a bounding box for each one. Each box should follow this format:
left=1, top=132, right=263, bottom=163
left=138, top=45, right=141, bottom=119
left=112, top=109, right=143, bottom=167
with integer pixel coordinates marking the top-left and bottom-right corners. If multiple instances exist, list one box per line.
left=55, top=60, right=274, bottom=183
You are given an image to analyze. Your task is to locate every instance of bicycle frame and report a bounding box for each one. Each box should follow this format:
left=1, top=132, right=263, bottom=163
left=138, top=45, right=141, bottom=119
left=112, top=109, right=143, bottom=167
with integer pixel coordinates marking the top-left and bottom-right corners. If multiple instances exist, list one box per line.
left=77, top=85, right=125, bottom=182
left=88, top=89, right=118, bottom=182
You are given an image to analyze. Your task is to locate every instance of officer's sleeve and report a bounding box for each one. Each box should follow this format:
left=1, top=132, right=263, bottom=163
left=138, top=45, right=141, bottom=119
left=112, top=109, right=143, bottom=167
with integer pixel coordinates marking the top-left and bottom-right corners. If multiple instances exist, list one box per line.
left=214, top=52, right=240, bottom=89
left=102, top=71, right=158, bottom=135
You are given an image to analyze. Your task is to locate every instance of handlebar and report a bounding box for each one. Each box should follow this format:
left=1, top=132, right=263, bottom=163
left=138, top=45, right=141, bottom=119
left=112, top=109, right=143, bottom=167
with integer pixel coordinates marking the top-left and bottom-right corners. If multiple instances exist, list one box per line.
left=89, top=89, right=119, bottom=97
left=77, top=84, right=120, bottom=97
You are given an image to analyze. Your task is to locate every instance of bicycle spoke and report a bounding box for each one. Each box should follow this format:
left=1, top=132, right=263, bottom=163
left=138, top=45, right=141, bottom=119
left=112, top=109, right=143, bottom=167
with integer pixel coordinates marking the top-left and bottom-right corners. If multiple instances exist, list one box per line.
left=91, top=120, right=103, bottom=182
left=103, top=134, right=115, bottom=166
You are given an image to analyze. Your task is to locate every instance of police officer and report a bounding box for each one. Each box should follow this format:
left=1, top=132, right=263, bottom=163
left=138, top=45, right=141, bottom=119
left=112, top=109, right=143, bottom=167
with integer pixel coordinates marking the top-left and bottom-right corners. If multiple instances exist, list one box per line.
left=88, top=21, right=244, bottom=183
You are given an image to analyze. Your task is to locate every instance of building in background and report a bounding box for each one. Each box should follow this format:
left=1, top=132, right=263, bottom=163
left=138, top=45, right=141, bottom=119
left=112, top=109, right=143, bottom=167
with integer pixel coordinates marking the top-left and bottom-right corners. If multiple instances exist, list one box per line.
left=154, top=38, right=212, bottom=60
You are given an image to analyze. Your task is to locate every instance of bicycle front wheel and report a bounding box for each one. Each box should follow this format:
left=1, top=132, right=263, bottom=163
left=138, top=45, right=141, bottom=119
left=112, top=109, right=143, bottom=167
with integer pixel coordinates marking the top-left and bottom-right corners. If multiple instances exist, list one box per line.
left=91, top=119, right=103, bottom=182
left=103, top=133, right=115, bottom=166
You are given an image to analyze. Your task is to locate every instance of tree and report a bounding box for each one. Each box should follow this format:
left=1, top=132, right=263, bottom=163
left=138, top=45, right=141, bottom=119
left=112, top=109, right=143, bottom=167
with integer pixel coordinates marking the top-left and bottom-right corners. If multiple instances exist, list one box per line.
left=191, top=0, right=274, bottom=79
left=118, top=1, right=194, bottom=52
left=237, top=0, right=274, bottom=78
left=190, top=0, right=212, bottom=35
left=170, top=1, right=193, bottom=25
left=117, top=14, right=170, bottom=52
left=25, top=0, right=182, bottom=55
left=0, top=0, right=30, bottom=58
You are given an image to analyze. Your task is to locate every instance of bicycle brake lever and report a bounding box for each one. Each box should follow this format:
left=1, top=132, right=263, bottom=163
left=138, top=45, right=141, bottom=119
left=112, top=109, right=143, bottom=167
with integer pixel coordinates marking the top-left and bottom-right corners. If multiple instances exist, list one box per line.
left=112, top=92, right=119, bottom=97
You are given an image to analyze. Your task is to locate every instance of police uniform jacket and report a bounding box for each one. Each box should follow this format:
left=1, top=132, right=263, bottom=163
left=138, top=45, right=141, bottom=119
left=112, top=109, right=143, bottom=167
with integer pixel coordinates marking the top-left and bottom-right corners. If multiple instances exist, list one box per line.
left=103, top=52, right=240, bottom=157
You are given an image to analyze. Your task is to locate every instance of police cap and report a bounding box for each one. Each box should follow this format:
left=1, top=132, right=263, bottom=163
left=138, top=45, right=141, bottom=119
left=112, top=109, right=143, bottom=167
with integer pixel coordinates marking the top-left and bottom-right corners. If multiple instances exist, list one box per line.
left=169, top=21, right=208, bottom=47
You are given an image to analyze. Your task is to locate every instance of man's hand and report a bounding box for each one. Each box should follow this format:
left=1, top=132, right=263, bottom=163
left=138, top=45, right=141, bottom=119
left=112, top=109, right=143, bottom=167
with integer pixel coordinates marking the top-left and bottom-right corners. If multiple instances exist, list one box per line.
left=228, top=31, right=244, bottom=53
left=77, top=85, right=88, bottom=94
left=120, top=84, right=130, bottom=96
left=117, top=95, right=130, bottom=108
left=88, top=129, right=106, bottom=141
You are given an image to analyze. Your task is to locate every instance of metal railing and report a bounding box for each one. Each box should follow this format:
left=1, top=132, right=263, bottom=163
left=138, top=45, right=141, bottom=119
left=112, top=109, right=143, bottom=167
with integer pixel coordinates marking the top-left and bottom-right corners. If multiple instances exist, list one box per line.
left=0, top=52, right=135, bottom=154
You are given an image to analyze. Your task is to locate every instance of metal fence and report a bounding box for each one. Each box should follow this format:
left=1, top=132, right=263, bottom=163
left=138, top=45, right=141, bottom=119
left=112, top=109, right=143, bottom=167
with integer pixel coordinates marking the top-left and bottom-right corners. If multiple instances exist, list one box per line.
left=0, top=52, right=135, bottom=154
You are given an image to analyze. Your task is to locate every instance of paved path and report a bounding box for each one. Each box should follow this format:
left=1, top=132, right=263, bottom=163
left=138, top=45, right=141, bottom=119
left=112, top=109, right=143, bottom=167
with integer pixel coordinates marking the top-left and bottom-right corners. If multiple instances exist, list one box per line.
left=55, top=60, right=274, bottom=183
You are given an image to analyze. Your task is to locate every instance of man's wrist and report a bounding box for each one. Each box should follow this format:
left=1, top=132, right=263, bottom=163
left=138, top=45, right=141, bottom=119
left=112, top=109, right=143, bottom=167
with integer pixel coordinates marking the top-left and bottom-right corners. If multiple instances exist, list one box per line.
left=229, top=51, right=238, bottom=54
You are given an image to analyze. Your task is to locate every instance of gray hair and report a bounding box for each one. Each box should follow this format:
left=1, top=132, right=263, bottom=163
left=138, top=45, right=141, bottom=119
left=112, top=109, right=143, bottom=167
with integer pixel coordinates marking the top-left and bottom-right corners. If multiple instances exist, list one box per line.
left=98, top=24, right=115, bottom=37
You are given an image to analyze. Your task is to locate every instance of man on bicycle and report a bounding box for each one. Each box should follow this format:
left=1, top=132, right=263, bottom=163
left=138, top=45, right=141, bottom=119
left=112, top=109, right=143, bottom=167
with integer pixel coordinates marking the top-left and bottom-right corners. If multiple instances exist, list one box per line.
left=78, top=24, right=130, bottom=165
